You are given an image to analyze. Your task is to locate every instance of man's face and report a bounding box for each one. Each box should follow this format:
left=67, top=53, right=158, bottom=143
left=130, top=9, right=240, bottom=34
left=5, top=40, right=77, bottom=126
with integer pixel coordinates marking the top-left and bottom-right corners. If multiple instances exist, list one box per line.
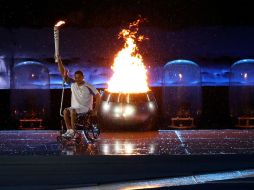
left=74, top=73, right=84, bottom=84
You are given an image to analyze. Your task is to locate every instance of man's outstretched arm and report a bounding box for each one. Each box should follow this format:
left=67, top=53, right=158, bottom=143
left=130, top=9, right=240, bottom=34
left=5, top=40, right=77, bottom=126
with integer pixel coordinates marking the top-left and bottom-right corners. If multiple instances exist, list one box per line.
left=55, top=55, right=65, bottom=77
left=55, top=55, right=74, bottom=83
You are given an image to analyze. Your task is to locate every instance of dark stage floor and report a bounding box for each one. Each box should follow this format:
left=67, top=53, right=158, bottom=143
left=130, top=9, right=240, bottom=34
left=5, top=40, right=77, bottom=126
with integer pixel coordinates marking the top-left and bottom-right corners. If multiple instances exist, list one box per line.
left=0, top=129, right=254, bottom=155
left=0, top=129, right=254, bottom=189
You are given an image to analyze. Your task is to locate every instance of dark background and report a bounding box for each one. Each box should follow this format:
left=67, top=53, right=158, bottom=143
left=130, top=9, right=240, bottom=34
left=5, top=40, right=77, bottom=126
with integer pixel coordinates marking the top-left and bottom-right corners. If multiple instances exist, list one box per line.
left=1, top=0, right=254, bottom=29
left=1, top=0, right=254, bottom=68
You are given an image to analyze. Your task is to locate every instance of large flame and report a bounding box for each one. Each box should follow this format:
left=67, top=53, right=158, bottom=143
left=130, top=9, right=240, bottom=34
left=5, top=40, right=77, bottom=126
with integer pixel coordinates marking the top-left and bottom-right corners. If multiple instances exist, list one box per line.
left=107, top=19, right=149, bottom=93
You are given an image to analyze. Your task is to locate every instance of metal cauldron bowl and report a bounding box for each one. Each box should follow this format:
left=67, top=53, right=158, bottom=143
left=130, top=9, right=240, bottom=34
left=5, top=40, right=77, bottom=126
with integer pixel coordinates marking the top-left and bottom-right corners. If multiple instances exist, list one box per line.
left=98, top=90, right=158, bottom=130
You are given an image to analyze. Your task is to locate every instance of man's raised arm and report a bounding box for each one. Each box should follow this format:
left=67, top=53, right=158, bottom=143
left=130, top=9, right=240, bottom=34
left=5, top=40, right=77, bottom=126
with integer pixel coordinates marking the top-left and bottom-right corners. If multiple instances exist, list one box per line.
left=55, top=55, right=65, bottom=77
left=55, top=56, right=74, bottom=83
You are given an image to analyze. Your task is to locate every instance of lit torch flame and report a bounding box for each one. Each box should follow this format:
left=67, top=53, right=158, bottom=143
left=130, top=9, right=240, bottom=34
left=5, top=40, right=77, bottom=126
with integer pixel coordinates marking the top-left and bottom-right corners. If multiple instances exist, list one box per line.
left=54, top=20, right=65, bottom=27
left=107, top=19, right=149, bottom=93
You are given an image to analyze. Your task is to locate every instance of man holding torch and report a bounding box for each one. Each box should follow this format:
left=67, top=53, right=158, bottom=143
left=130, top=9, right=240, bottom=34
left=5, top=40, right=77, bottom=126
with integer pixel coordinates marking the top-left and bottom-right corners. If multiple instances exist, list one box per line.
left=54, top=21, right=101, bottom=138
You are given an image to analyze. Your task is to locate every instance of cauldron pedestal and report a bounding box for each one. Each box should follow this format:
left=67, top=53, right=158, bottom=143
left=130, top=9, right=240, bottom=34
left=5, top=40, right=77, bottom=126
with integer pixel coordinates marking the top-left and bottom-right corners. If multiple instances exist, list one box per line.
left=98, top=90, right=158, bottom=131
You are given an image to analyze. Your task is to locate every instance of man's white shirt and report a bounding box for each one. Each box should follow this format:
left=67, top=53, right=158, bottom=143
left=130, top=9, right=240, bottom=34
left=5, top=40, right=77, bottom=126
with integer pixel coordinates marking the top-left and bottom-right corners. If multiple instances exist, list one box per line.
left=70, top=82, right=98, bottom=113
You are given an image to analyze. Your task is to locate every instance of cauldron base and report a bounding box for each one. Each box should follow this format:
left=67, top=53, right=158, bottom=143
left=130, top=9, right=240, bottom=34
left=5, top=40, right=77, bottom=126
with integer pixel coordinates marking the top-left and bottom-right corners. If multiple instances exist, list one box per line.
left=98, top=90, right=158, bottom=131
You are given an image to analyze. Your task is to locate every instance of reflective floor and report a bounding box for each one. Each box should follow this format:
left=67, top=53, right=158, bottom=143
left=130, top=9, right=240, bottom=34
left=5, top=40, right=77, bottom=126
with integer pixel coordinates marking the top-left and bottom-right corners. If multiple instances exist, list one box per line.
left=0, top=129, right=254, bottom=155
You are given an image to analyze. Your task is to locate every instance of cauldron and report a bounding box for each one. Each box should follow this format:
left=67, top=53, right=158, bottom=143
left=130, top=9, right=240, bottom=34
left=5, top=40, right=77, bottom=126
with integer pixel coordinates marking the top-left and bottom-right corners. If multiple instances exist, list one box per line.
left=98, top=90, right=158, bottom=130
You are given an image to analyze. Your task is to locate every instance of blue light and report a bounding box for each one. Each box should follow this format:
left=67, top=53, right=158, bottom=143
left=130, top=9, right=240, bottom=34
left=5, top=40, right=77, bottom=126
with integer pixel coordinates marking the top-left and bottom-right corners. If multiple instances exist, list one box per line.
left=2, top=59, right=254, bottom=89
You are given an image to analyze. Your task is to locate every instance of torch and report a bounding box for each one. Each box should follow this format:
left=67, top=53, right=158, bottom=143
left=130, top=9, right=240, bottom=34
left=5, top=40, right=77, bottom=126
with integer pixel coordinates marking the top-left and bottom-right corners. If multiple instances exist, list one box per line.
left=54, top=21, right=66, bottom=118
left=54, top=20, right=65, bottom=63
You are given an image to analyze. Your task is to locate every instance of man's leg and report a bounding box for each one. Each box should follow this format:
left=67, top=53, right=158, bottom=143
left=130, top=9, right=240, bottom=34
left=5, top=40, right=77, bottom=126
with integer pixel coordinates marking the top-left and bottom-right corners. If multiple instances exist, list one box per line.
left=63, top=108, right=72, bottom=130
left=70, top=109, right=77, bottom=130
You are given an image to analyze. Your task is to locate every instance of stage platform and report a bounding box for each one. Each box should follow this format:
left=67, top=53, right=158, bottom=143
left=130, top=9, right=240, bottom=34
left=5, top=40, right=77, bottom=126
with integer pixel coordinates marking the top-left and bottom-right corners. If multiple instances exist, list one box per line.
left=0, top=130, right=253, bottom=189
left=0, top=129, right=253, bottom=155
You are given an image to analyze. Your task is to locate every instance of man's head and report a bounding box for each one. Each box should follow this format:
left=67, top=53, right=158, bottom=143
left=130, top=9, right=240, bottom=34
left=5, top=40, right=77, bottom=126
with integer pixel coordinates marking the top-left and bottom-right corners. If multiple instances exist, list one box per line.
left=74, top=70, right=84, bottom=84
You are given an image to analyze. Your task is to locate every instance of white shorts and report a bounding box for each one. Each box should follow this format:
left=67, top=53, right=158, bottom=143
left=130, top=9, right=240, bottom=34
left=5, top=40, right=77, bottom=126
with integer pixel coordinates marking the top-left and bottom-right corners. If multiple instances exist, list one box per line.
left=65, top=107, right=89, bottom=114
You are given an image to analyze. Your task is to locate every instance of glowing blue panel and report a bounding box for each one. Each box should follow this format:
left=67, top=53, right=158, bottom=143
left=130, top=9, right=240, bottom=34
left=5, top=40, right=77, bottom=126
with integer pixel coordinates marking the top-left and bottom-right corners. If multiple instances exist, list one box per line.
left=229, top=59, right=254, bottom=122
left=162, top=60, right=202, bottom=128
left=13, top=61, right=49, bottom=89
left=11, top=61, right=50, bottom=125
left=0, top=55, right=10, bottom=89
